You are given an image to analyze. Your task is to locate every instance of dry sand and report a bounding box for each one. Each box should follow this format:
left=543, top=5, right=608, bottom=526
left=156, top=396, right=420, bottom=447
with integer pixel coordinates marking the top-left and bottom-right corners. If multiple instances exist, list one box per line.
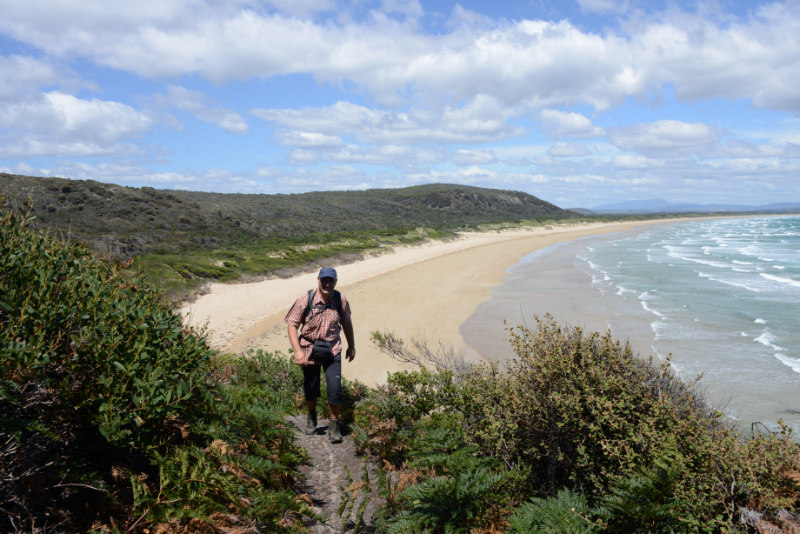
left=181, top=220, right=669, bottom=386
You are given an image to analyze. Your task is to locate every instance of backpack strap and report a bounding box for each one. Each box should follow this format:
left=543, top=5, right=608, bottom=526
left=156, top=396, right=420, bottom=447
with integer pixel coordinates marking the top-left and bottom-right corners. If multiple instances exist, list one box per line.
left=302, top=289, right=315, bottom=322
left=302, top=289, right=345, bottom=323
left=333, top=290, right=345, bottom=322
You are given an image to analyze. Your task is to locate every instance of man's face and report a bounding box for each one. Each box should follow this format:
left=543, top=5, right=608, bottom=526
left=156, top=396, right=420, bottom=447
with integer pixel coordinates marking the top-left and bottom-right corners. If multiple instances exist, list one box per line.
left=318, top=276, right=337, bottom=296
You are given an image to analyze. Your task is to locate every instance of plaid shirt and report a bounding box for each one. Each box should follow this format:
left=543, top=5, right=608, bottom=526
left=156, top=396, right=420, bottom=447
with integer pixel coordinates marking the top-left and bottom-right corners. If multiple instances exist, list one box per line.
left=285, top=290, right=351, bottom=365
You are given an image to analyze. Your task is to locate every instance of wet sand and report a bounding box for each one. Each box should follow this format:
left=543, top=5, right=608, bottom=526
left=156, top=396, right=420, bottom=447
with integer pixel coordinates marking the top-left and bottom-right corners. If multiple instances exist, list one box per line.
left=461, top=233, right=659, bottom=366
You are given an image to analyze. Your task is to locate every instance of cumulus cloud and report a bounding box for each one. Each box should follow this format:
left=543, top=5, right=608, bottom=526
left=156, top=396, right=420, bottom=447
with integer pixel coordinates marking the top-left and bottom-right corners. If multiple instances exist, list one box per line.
left=540, top=110, right=605, bottom=138
left=0, top=55, right=62, bottom=99
left=276, top=131, right=344, bottom=148
left=714, top=140, right=800, bottom=159
left=152, top=85, right=248, bottom=134
left=504, top=156, right=534, bottom=166
left=612, top=155, right=663, bottom=168
left=548, top=142, right=590, bottom=157
left=608, top=120, right=720, bottom=156
left=625, top=3, right=800, bottom=113
left=2, top=1, right=800, bottom=205
left=0, top=91, right=151, bottom=157
left=288, top=142, right=445, bottom=166
left=451, top=149, right=496, bottom=165
left=253, top=97, right=521, bottom=146
left=0, top=138, right=143, bottom=158
left=2, top=1, right=799, bottom=114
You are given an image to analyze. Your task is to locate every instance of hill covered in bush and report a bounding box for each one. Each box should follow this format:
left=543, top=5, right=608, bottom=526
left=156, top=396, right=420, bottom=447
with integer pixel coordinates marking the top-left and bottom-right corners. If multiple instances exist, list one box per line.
left=0, top=173, right=579, bottom=298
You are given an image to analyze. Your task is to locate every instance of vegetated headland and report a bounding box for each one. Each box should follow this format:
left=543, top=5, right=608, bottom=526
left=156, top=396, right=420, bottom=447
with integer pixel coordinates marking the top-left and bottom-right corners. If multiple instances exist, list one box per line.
left=0, top=172, right=734, bottom=301
left=2, top=173, right=799, bottom=532
left=0, top=172, right=578, bottom=299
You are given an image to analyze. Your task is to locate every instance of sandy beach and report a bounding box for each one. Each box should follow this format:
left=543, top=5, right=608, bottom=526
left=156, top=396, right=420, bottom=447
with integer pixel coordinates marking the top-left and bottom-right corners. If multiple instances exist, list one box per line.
left=181, top=220, right=669, bottom=386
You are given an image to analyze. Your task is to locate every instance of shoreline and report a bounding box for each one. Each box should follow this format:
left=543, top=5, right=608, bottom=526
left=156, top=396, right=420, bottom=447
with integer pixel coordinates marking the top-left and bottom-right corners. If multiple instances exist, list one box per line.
left=461, top=228, right=660, bottom=366
left=461, top=214, right=800, bottom=430
left=181, top=219, right=689, bottom=386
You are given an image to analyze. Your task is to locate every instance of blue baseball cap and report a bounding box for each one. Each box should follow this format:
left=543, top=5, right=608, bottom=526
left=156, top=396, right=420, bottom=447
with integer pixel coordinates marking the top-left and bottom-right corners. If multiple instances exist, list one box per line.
left=318, top=267, right=337, bottom=280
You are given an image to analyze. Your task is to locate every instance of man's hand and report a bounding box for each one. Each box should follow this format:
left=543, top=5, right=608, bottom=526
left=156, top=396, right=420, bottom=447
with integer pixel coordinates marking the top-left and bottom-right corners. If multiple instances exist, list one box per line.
left=346, top=346, right=356, bottom=362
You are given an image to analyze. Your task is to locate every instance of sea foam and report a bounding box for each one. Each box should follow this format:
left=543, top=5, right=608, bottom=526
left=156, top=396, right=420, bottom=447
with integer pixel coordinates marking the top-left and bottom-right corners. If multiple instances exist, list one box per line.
left=760, top=273, right=800, bottom=289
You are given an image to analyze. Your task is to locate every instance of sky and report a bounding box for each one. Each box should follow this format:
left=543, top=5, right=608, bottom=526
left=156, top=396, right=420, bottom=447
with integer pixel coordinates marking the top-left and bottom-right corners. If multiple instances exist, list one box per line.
left=1, top=0, right=799, bottom=209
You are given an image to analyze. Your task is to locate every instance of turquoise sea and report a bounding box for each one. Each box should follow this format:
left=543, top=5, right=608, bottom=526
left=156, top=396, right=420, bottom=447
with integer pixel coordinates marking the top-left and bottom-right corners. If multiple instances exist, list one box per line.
left=461, top=216, right=800, bottom=431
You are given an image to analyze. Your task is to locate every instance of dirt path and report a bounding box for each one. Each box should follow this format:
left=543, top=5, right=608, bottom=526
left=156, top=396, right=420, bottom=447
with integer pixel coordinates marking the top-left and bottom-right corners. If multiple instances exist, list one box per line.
left=287, top=415, right=382, bottom=533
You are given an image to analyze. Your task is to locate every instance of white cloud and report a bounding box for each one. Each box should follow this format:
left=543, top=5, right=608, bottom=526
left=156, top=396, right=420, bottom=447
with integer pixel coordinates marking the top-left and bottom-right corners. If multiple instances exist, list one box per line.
left=548, top=142, right=590, bottom=157
left=2, top=1, right=799, bottom=114
left=0, top=55, right=61, bottom=99
left=380, top=0, right=423, bottom=20
left=2, top=1, right=800, bottom=207
left=0, top=162, right=38, bottom=175
left=254, top=97, right=522, bottom=145
left=288, top=143, right=445, bottom=167
left=504, top=157, right=534, bottom=166
left=714, top=140, right=800, bottom=159
left=153, top=85, right=248, bottom=134
left=46, top=92, right=150, bottom=142
left=276, top=131, right=344, bottom=148
left=0, top=138, right=143, bottom=158
left=626, top=3, right=800, bottom=113
left=608, top=120, right=720, bottom=156
left=264, top=0, right=337, bottom=17
left=447, top=5, right=497, bottom=30
left=540, top=110, right=605, bottom=138
left=331, top=181, right=371, bottom=191
left=451, top=149, right=496, bottom=165
left=612, top=155, right=663, bottom=168
left=287, top=149, right=319, bottom=165
left=0, top=91, right=151, bottom=156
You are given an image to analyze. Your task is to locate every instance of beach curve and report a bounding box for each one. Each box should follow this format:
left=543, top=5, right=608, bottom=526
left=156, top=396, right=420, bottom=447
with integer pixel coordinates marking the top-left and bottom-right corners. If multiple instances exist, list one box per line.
left=180, top=220, right=669, bottom=386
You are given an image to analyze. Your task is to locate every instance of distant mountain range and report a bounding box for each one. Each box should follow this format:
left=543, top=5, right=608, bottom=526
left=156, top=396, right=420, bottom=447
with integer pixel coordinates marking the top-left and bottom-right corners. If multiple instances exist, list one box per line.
left=579, top=198, right=800, bottom=215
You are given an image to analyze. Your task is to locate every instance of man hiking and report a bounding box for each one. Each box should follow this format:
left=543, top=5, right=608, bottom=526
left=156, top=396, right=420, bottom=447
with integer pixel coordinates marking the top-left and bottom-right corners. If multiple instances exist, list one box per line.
left=285, top=267, right=355, bottom=443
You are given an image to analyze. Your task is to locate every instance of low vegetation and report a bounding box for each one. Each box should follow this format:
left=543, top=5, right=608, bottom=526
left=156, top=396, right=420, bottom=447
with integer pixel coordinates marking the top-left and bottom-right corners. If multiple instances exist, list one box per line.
left=0, top=207, right=314, bottom=531
left=0, top=174, right=581, bottom=299
left=359, top=320, right=800, bottom=532
left=3, top=199, right=798, bottom=532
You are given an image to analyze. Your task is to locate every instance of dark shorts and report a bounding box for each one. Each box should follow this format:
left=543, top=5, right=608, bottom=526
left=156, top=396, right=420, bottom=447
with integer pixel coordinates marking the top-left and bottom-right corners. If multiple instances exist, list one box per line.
left=302, top=353, right=342, bottom=406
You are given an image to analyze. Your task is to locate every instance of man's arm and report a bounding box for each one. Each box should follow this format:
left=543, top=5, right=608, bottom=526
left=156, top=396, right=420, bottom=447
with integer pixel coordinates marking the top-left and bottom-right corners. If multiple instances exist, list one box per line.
left=287, top=323, right=303, bottom=357
left=342, top=315, right=355, bottom=362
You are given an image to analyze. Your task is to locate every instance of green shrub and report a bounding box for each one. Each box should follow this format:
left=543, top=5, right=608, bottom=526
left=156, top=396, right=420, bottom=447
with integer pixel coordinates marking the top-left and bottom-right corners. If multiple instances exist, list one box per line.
left=593, top=437, right=685, bottom=533
left=132, top=353, right=310, bottom=531
left=361, top=316, right=800, bottom=532
left=0, top=209, right=313, bottom=531
left=352, top=367, right=446, bottom=466
left=467, top=316, right=709, bottom=492
left=234, top=348, right=304, bottom=410
left=376, top=418, right=520, bottom=534
left=507, top=488, right=599, bottom=533
left=1, top=209, right=209, bottom=449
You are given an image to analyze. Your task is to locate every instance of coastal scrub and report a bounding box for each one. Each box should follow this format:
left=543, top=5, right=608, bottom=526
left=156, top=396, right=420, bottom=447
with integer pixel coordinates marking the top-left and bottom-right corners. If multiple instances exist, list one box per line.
left=358, top=317, right=800, bottom=532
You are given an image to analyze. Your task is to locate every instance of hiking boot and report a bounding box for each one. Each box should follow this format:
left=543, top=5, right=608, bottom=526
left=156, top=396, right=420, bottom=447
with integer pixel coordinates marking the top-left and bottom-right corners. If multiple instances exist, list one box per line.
left=304, top=411, right=317, bottom=435
left=328, top=420, right=343, bottom=444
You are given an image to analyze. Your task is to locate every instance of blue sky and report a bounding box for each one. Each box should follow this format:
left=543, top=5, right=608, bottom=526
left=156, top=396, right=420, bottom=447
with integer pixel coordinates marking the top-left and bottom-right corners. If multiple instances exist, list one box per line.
left=1, top=0, right=799, bottom=208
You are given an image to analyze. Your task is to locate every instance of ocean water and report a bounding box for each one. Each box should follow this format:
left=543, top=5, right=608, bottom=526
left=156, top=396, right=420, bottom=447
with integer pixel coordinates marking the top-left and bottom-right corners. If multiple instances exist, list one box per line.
left=461, top=216, right=800, bottom=431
